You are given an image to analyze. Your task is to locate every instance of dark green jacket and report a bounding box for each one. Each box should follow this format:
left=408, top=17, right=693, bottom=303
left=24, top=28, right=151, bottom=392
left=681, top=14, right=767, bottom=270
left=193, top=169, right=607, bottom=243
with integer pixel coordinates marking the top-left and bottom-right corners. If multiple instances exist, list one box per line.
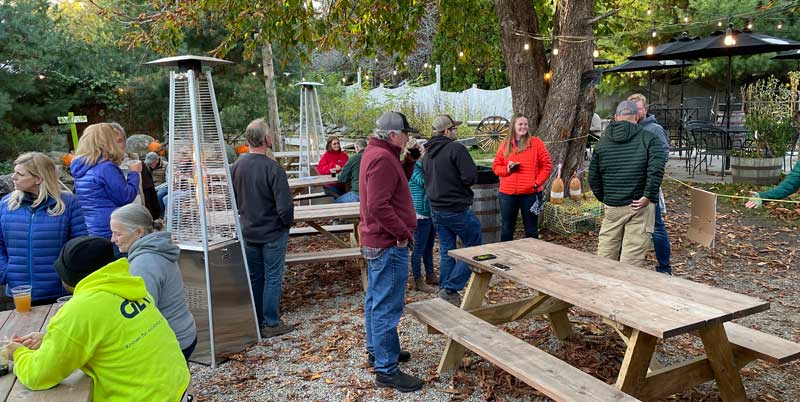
left=337, top=150, right=363, bottom=195
left=588, top=120, right=667, bottom=207
left=759, top=160, right=800, bottom=201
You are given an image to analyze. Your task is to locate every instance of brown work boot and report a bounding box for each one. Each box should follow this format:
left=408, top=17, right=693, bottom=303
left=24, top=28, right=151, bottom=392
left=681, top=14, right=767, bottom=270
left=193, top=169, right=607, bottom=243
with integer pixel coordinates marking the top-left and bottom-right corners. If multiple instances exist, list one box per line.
left=425, top=274, right=439, bottom=286
left=413, top=278, right=437, bottom=293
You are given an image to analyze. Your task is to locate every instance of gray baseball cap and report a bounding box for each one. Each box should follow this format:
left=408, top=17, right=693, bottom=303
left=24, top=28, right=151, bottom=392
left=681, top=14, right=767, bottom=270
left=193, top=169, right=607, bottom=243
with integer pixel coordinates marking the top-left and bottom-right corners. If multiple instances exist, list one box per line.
left=432, top=114, right=463, bottom=132
left=376, top=111, right=419, bottom=133
left=615, top=100, right=639, bottom=116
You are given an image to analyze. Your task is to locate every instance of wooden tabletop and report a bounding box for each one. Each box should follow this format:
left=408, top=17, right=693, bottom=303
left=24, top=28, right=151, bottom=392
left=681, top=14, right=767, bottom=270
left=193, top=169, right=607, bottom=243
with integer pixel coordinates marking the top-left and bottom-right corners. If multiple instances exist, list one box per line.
left=0, top=305, right=91, bottom=402
left=288, top=175, right=339, bottom=189
left=449, top=238, right=769, bottom=339
left=293, top=202, right=360, bottom=223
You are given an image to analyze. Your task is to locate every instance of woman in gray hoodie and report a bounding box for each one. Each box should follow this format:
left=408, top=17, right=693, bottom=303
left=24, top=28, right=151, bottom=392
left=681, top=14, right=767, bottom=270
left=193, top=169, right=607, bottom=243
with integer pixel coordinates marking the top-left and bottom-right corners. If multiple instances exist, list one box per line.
left=109, top=203, right=197, bottom=361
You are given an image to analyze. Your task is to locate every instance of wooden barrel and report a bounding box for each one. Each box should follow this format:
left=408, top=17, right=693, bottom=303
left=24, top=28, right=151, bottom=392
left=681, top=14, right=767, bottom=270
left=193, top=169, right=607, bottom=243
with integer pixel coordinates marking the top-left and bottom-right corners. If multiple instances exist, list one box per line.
left=731, top=156, right=783, bottom=185
left=472, top=182, right=500, bottom=243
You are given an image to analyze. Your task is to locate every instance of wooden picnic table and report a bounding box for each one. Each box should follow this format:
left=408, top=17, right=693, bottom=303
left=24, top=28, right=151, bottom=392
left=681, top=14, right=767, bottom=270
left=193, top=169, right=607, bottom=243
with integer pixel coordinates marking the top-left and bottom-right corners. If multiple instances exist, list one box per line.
left=0, top=304, right=91, bottom=402
left=290, top=202, right=366, bottom=289
left=408, top=238, right=800, bottom=402
left=288, top=174, right=339, bottom=191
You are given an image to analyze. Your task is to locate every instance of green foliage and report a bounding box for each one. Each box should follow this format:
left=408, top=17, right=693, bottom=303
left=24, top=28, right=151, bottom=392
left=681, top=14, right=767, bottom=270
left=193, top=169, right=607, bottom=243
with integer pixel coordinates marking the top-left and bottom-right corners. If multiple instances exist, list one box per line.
left=0, top=127, right=65, bottom=165
left=741, top=75, right=798, bottom=157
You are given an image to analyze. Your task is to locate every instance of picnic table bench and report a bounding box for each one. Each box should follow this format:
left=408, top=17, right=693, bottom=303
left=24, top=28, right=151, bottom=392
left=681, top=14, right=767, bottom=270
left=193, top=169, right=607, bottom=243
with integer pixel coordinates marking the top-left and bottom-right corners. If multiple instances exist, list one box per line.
left=0, top=305, right=91, bottom=402
left=289, top=202, right=366, bottom=290
left=407, top=238, right=800, bottom=402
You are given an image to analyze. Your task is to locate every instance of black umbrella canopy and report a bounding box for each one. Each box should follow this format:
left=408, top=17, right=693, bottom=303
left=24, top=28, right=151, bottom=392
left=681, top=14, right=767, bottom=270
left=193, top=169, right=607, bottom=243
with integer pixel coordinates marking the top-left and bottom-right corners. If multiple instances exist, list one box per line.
left=628, top=32, right=700, bottom=60
left=604, top=59, right=693, bottom=73
left=630, top=28, right=800, bottom=60
left=772, top=49, right=800, bottom=59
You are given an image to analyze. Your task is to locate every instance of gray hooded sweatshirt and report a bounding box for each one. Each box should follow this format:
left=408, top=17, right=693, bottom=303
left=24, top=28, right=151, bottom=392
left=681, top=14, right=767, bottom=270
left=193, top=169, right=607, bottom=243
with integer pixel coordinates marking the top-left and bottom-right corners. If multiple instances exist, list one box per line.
left=127, top=231, right=196, bottom=350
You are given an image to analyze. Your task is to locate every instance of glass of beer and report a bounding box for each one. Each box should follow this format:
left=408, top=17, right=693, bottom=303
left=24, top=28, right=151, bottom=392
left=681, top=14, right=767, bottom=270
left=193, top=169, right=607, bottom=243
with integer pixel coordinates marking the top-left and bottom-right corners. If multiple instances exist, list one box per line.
left=56, top=295, right=72, bottom=308
left=11, top=285, right=32, bottom=313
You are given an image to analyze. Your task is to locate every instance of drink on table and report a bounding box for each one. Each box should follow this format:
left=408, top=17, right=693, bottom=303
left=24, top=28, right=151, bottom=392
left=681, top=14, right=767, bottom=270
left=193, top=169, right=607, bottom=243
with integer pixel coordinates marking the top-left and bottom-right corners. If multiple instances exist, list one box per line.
left=11, top=285, right=32, bottom=313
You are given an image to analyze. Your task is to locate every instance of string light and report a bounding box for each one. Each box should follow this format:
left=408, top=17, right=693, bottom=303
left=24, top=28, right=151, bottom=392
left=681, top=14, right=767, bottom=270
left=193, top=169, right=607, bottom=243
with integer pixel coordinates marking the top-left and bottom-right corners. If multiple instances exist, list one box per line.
left=747, top=20, right=753, bottom=30
left=423, top=62, right=429, bottom=68
left=683, top=16, right=689, bottom=23
left=459, top=50, right=465, bottom=58
left=593, top=48, right=600, bottom=58
left=552, top=47, right=559, bottom=55
left=724, top=23, right=736, bottom=46
left=717, top=21, right=723, bottom=27
left=544, top=70, right=552, bottom=81
left=392, top=69, right=397, bottom=76
left=524, top=43, right=530, bottom=51
left=651, top=29, right=657, bottom=38
left=777, top=21, right=784, bottom=29
left=453, top=66, right=456, bottom=71
left=646, top=9, right=652, bottom=16
left=342, top=77, right=346, bottom=83
left=37, top=74, right=45, bottom=80
left=646, top=44, right=655, bottom=55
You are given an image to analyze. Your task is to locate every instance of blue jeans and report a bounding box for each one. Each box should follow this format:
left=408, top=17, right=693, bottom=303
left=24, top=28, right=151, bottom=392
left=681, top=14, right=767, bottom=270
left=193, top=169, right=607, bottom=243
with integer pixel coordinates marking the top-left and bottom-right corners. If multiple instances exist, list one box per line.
left=323, top=183, right=345, bottom=198
left=244, top=231, right=289, bottom=327
left=335, top=191, right=359, bottom=203
left=431, top=209, right=482, bottom=292
left=498, top=192, right=542, bottom=241
left=157, top=187, right=169, bottom=218
left=364, top=246, right=408, bottom=375
left=653, top=202, right=672, bottom=274
left=410, top=218, right=435, bottom=280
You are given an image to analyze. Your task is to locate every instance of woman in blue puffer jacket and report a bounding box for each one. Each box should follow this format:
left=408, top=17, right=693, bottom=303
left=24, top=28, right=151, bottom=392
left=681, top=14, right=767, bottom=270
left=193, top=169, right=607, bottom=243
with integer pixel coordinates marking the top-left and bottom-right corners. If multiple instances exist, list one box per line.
left=0, top=152, right=87, bottom=303
left=70, top=123, right=141, bottom=239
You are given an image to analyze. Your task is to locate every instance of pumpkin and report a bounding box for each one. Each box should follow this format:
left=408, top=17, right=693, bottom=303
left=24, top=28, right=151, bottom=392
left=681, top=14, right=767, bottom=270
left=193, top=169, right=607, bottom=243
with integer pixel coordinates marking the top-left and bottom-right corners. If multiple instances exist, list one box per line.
left=62, top=152, right=74, bottom=168
left=147, top=140, right=162, bottom=152
left=235, top=144, right=249, bottom=154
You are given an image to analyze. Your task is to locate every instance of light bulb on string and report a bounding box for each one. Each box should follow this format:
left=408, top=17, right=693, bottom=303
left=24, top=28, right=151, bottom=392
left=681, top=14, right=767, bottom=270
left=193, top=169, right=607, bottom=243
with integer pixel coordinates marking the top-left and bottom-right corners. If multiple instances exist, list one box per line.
left=646, top=9, right=652, bottom=16
left=552, top=47, right=559, bottom=55
left=423, top=62, right=429, bottom=69
left=392, top=69, right=397, bottom=76
left=651, top=29, right=657, bottom=38
left=646, top=44, right=654, bottom=55
left=724, top=23, right=736, bottom=46
left=777, top=22, right=784, bottom=30
left=593, top=48, right=600, bottom=58
left=459, top=50, right=465, bottom=58
left=524, top=43, right=530, bottom=51
left=747, top=21, right=753, bottom=30
left=717, top=21, right=723, bottom=27
left=342, top=77, right=346, bottom=83
left=544, top=70, right=552, bottom=81
left=683, top=16, right=689, bottom=23
left=453, top=66, right=456, bottom=71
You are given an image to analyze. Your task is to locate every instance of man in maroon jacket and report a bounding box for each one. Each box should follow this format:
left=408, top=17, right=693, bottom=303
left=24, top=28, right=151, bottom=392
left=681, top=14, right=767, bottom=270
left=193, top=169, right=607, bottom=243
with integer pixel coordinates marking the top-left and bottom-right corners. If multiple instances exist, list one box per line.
left=359, top=111, right=423, bottom=392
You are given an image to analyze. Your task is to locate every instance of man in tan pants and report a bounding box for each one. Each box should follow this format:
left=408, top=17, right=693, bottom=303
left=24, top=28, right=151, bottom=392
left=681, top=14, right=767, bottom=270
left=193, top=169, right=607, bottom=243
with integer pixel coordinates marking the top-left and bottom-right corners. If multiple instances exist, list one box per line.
left=588, top=100, right=667, bottom=267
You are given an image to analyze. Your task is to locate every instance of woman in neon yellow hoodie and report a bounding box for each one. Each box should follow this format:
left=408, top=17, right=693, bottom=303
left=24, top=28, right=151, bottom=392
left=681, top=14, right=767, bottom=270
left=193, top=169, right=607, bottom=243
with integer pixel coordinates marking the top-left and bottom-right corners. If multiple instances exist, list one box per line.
left=8, top=236, right=190, bottom=402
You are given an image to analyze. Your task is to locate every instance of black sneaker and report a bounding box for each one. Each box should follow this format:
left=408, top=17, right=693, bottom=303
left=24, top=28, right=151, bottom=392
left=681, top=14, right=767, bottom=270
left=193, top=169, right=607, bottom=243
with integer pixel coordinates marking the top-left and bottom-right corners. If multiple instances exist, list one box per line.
left=260, top=322, right=295, bottom=338
left=438, top=289, right=461, bottom=306
left=367, top=350, right=411, bottom=366
left=375, top=369, right=424, bottom=392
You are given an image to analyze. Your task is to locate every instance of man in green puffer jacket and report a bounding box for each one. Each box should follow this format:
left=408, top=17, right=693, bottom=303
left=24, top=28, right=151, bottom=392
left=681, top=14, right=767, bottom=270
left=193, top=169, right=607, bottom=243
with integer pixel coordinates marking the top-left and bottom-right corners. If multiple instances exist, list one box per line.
left=589, top=100, right=667, bottom=267
left=8, top=236, right=190, bottom=402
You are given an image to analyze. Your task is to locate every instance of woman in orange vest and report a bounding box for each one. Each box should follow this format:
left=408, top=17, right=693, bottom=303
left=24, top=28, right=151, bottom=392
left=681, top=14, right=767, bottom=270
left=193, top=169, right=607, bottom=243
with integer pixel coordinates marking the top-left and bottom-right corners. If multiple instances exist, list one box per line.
left=492, top=114, right=552, bottom=241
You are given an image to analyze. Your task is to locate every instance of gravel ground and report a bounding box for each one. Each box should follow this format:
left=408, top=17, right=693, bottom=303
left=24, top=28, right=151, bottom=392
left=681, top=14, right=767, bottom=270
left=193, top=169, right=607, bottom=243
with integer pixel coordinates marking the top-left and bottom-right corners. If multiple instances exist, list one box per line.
left=189, top=180, right=800, bottom=402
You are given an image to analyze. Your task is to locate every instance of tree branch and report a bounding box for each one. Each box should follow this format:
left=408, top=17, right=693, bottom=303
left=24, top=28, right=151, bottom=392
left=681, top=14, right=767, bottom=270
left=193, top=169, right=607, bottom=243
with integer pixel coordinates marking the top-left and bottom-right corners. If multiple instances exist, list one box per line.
left=586, top=8, right=618, bottom=25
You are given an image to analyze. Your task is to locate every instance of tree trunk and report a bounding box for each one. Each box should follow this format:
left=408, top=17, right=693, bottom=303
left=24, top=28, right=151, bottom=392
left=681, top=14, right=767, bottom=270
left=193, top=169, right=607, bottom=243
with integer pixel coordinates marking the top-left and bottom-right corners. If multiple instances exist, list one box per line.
left=495, top=0, right=595, bottom=186
left=494, top=0, right=547, bottom=126
left=261, top=43, right=283, bottom=152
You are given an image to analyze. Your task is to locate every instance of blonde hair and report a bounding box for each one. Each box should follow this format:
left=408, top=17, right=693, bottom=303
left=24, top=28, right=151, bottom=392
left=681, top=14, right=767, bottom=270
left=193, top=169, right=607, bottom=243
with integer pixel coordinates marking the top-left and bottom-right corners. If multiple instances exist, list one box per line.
left=627, top=93, right=648, bottom=109
left=503, top=114, right=531, bottom=158
left=75, top=123, right=126, bottom=166
left=5, top=152, right=67, bottom=216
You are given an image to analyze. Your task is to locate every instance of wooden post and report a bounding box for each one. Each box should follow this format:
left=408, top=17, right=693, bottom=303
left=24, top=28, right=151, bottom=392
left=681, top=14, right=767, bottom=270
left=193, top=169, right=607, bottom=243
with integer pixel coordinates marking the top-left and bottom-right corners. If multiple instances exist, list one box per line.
left=616, top=329, right=658, bottom=396
left=699, top=323, right=748, bottom=402
left=438, top=270, right=492, bottom=373
left=58, top=113, right=87, bottom=151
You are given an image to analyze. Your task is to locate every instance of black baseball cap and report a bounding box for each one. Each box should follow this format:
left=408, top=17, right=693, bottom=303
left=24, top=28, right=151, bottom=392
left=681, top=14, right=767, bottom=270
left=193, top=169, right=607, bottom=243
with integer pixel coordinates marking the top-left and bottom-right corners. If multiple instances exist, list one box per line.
left=376, top=111, right=419, bottom=133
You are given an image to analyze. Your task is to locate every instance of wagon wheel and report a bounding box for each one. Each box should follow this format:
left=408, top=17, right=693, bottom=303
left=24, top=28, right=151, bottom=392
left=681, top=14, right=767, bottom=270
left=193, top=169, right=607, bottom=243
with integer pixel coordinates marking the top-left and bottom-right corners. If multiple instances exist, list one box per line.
left=475, top=116, right=510, bottom=152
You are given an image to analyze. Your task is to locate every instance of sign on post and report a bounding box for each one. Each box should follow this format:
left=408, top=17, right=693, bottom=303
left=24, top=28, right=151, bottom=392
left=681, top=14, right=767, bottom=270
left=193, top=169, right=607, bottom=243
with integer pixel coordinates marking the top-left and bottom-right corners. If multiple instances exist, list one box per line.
left=58, top=112, right=88, bottom=150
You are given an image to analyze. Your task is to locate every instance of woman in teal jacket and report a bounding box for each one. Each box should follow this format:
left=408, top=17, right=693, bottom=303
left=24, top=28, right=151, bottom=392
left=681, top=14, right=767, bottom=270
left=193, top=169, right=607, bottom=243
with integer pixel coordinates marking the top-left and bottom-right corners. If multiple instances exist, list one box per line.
left=746, top=161, right=800, bottom=208
left=409, top=158, right=437, bottom=293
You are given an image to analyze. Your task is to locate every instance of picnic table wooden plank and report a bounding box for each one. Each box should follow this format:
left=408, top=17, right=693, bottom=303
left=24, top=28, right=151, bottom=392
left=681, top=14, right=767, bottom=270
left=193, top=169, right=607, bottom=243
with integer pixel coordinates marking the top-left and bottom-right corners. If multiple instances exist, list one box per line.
left=288, top=175, right=338, bottom=189
left=448, top=239, right=760, bottom=338
left=5, top=371, right=90, bottom=402
left=518, top=239, right=768, bottom=319
left=293, top=203, right=360, bottom=222
left=0, top=306, right=53, bottom=401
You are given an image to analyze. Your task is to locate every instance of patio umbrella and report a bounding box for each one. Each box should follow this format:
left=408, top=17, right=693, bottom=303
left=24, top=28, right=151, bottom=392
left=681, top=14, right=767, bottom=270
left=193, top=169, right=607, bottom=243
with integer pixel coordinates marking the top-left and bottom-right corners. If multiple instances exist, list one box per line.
left=630, top=25, right=800, bottom=129
left=772, top=49, right=800, bottom=69
left=603, top=59, right=693, bottom=103
left=629, top=32, right=699, bottom=110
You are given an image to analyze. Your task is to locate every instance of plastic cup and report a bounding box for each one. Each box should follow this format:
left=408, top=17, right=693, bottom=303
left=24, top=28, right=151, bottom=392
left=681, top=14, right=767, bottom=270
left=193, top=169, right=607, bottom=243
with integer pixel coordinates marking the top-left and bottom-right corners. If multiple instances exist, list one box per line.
left=11, top=285, right=32, bottom=313
left=56, top=295, right=72, bottom=306
left=0, top=341, right=8, bottom=376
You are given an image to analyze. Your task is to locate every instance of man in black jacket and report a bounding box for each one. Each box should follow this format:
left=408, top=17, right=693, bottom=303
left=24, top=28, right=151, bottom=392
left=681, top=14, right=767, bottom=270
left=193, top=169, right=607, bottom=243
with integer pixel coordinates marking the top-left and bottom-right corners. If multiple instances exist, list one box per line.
left=231, top=118, right=295, bottom=338
left=422, top=114, right=481, bottom=306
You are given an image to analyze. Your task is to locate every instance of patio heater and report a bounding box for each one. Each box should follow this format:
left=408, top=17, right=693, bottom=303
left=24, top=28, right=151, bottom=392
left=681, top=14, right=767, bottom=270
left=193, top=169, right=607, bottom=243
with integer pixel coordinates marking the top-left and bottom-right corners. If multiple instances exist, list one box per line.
left=296, top=81, right=326, bottom=177
left=145, top=55, right=261, bottom=368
